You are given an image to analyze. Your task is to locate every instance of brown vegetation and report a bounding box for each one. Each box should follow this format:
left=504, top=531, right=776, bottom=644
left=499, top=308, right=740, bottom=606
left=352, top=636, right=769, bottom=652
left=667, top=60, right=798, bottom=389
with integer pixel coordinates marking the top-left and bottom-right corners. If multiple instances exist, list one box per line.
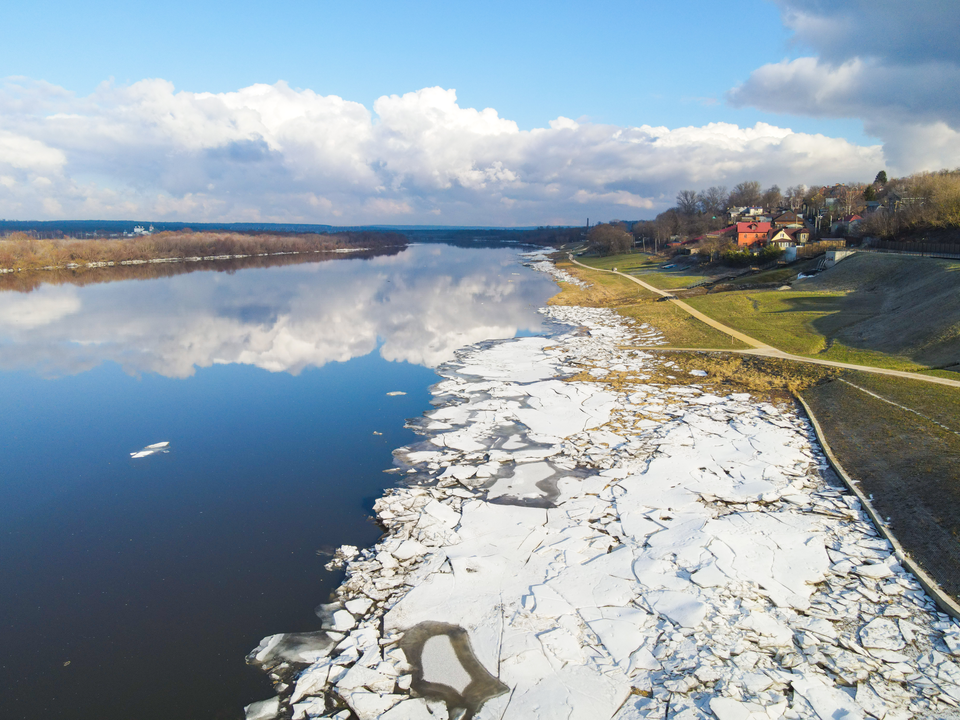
left=0, top=244, right=406, bottom=294
left=0, top=230, right=407, bottom=272
left=861, top=169, right=960, bottom=240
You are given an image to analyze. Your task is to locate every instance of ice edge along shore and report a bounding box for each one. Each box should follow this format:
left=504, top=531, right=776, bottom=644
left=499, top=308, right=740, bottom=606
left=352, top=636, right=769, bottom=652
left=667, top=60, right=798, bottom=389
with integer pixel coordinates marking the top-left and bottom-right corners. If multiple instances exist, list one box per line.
left=246, top=251, right=960, bottom=720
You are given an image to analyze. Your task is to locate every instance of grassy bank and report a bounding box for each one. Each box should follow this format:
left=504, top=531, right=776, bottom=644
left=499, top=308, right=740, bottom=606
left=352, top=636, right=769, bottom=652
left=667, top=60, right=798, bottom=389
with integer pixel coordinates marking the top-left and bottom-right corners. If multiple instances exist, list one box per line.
left=685, top=290, right=927, bottom=371
left=550, top=257, right=748, bottom=349
left=575, top=253, right=711, bottom=289
left=801, top=373, right=960, bottom=599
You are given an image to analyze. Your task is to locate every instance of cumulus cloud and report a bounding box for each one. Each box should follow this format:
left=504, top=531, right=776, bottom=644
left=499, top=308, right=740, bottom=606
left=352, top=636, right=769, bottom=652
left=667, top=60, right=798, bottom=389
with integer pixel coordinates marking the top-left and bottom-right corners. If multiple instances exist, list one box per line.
left=729, top=0, right=960, bottom=172
left=0, top=76, right=884, bottom=224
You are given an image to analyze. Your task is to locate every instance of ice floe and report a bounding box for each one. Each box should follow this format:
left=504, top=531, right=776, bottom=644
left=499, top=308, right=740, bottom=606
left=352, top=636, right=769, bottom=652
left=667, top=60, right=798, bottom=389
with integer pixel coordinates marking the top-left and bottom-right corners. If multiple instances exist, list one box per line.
left=245, top=257, right=960, bottom=720
left=130, top=441, right=169, bottom=458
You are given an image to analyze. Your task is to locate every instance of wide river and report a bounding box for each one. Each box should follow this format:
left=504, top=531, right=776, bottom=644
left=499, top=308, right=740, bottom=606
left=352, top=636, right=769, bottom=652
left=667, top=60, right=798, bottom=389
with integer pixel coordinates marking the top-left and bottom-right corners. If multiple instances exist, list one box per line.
left=0, top=243, right=559, bottom=720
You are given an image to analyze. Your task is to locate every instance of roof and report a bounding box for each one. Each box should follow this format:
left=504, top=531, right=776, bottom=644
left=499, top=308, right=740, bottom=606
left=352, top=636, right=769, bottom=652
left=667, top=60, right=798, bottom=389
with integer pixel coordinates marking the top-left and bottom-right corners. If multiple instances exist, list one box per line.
left=736, top=222, right=772, bottom=233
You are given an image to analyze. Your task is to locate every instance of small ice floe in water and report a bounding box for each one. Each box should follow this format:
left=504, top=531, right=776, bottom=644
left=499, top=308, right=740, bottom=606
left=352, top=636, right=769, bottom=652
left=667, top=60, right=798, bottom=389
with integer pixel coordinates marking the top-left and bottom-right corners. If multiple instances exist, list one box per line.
left=689, top=369, right=708, bottom=376
left=130, top=441, right=170, bottom=459
left=386, top=391, right=406, bottom=396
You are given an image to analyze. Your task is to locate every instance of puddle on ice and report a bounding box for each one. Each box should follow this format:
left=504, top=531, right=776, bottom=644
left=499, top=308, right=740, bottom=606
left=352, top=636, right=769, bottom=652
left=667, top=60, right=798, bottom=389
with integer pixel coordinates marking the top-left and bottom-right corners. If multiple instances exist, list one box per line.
left=399, top=622, right=509, bottom=719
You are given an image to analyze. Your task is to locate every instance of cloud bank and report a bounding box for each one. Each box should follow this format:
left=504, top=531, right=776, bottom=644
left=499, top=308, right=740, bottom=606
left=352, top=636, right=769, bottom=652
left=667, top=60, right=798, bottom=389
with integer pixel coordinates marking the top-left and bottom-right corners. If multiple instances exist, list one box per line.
left=0, top=77, right=883, bottom=224
left=729, top=0, right=960, bottom=171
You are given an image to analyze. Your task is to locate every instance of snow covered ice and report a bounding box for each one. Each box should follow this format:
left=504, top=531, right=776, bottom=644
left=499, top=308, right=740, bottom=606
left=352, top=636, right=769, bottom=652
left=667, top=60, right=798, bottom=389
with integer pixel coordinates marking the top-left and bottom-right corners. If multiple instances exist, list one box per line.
left=246, top=255, right=960, bottom=720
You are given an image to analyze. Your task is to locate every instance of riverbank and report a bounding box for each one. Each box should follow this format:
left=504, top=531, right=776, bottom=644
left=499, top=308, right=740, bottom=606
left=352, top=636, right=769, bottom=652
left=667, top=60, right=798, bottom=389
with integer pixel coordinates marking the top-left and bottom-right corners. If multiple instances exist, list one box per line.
left=245, top=253, right=960, bottom=720
left=0, top=230, right=407, bottom=273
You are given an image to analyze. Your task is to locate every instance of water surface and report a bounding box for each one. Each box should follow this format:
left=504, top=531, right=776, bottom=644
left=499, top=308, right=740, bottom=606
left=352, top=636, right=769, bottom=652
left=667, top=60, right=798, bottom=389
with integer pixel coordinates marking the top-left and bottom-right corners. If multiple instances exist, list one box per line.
left=0, top=244, right=558, bottom=719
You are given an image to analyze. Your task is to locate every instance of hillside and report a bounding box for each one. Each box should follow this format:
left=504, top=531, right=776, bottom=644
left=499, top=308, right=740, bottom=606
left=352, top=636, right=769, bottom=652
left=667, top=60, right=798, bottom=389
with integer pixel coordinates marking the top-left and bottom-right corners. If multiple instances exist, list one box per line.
left=796, top=253, right=960, bottom=370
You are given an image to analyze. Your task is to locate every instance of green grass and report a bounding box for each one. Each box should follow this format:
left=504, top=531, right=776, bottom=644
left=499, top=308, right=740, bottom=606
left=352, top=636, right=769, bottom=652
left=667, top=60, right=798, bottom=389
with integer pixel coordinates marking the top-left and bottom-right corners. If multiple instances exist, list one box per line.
left=630, top=271, right=711, bottom=289
left=686, top=290, right=928, bottom=371
left=801, top=376, right=960, bottom=599
left=839, top=370, right=960, bottom=430
left=616, top=303, right=749, bottom=350
left=729, top=259, right=820, bottom=286
left=577, top=252, right=658, bottom=272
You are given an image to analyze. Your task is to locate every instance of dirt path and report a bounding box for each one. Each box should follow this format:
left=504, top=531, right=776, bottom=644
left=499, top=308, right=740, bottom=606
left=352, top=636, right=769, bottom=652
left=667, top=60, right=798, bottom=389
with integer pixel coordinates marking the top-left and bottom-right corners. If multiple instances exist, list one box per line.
left=569, top=255, right=960, bottom=389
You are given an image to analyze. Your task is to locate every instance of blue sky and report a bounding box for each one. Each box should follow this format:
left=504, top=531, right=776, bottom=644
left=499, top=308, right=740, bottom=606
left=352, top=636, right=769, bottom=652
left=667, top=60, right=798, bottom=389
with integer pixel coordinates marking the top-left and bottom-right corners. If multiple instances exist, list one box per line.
left=1, top=0, right=957, bottom=224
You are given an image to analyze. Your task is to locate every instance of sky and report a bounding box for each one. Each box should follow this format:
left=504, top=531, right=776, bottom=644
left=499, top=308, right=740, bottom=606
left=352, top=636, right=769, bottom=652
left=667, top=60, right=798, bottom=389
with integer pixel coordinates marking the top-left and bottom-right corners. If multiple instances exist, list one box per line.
left=1, top=0, right=958, bottom=226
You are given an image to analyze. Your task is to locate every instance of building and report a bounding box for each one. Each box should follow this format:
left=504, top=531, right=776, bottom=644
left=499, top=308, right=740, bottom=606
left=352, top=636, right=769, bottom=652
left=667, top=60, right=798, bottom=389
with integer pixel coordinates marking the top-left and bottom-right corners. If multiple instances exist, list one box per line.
left=736, top=221, right=772, bottom=247
left=772, top=211, right=803, bottom=229
left=768, top=226, right=811, bottom=246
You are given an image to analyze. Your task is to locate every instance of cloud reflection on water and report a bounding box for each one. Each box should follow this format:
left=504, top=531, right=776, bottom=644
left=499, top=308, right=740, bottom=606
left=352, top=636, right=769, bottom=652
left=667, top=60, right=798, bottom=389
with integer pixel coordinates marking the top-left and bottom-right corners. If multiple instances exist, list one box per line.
left=0, top=245, right=556, bottom=378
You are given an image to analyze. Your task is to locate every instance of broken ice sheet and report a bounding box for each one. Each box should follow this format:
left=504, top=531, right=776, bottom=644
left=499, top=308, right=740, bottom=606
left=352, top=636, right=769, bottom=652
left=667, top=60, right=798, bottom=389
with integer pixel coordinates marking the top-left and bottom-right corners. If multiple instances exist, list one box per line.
left=245, top=273, right=960, bottom=720
left=129, top=440, right=170, bottom=458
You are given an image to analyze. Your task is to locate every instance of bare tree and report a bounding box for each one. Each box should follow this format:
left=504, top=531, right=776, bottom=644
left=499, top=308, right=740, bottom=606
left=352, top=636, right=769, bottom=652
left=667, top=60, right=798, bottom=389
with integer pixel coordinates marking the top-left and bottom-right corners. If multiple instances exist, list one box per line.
left=761, top=184, right=783, bottom=211
left=728, top=181, right=762, bottom=208
left=696, top=186, right=727, bottom=217
left=587, top=224, right=633, bottom=256
left=675, top=190, right=699, bottom=216
left=785, top=185, right=807, bottom=211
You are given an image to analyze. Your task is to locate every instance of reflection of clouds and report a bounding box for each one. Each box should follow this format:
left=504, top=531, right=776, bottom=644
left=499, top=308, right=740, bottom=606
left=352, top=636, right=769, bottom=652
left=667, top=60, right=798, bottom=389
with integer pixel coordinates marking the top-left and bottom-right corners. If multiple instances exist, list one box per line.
left=0, top=246, right=555, bottom=378
left=0, top=286, right=81, bottom=329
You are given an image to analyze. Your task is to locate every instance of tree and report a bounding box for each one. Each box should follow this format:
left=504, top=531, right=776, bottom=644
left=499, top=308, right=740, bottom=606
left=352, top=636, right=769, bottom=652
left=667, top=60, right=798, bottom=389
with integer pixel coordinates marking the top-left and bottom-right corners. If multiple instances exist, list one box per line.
left=728, top=180, right=762, bottom=208
left=675, top=190, right=699, bottom=216
left=875, top=170, right=888, bottom=185
left=696, top=186, right=728, bottom=217
left=785, top=184, right=807, bottom=211
left=863, top=185, right=877, bottom=202
left=587, top=224, right=633, bottom=256
left=761, top=185, right=783, bottom=211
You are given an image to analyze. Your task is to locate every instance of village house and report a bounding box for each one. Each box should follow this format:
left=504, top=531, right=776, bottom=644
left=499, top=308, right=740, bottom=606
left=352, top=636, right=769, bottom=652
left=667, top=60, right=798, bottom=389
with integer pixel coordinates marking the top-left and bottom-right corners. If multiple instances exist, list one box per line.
left=830, top=214, right=863, bottom=236
left=767, top=226, right=811, bottom=246
left=736, top=221, right=772, bottom=247
left=771, top=211, right=803, bottom=229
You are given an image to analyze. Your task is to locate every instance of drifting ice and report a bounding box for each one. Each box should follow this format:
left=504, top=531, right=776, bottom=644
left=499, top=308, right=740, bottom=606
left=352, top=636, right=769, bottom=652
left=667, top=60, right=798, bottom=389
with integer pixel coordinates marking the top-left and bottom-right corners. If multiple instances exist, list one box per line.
left=130, top=441, right=170, bottom=459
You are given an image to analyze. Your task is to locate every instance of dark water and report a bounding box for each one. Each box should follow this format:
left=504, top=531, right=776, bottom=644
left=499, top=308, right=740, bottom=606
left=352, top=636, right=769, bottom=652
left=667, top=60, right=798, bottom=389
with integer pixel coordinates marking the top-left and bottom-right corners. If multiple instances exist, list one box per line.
left=0, top=244, right=557, bottom=720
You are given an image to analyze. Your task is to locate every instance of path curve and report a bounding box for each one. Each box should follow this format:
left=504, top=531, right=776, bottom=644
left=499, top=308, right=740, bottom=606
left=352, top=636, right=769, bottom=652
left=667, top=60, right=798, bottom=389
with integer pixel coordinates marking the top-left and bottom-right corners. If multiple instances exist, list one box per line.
left=568, top=255, right=960, bottom=389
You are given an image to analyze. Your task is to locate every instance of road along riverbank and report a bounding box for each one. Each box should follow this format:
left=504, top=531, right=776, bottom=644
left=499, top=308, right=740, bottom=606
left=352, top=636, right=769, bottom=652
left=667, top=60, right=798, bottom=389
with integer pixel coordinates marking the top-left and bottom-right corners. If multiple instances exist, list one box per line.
left=245, top=254, right=960, bottom=720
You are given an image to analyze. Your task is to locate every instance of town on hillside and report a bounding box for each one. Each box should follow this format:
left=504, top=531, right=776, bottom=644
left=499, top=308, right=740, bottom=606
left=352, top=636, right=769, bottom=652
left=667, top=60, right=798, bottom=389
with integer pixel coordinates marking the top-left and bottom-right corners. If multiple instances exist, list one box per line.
left=586, top=169, right=960, bottom=265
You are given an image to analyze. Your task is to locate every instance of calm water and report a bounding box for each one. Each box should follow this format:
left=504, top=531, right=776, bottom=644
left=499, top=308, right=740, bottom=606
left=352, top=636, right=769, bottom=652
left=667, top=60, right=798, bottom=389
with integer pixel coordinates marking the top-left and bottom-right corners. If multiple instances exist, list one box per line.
left=0, top=244, right=558, bottom=720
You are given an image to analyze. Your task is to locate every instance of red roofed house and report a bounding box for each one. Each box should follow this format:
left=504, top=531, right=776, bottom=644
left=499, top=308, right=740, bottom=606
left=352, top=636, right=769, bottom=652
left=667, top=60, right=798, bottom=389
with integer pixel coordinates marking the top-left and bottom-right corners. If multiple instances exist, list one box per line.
left=736, top=221, right=772, bottom=247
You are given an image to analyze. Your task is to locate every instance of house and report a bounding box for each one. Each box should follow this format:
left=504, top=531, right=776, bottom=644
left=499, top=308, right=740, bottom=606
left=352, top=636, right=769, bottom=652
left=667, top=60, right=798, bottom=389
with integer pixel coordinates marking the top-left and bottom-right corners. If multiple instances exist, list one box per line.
left=768, top=226, right=811, bottom=246
left=830, top=214, right=863, bottom=236
left=736, top=221, right=772, bottom=247
left=772, top=211, right=803, bottom=229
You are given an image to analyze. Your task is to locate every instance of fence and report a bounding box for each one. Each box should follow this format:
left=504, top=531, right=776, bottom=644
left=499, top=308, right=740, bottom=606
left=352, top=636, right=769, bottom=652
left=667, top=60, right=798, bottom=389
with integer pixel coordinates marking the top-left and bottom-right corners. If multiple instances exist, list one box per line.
left=869, top=240, right=960, bottom=259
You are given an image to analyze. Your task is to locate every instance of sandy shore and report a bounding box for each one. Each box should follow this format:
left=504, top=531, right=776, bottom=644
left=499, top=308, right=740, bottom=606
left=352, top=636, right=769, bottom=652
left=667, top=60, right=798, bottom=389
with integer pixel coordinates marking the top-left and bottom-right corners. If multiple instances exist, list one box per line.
left=246, top=254, right=960, bottom=720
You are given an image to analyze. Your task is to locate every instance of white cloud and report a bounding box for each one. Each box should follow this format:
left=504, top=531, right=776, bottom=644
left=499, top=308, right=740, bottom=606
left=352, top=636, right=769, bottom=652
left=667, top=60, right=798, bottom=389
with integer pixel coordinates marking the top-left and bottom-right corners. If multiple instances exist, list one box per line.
left=0, top=76, right=884, bottom=224
left=730, top=1, right=960, bottom=173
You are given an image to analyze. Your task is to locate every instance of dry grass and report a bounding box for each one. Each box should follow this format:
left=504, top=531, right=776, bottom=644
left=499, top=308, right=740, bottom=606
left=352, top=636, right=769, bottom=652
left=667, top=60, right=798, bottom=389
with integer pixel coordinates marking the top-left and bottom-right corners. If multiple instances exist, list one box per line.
left=0, top=245, right=406, bottom=294
left=0, top=230, right=406, bottom=271
left=547, top=259, right=657, bottom=307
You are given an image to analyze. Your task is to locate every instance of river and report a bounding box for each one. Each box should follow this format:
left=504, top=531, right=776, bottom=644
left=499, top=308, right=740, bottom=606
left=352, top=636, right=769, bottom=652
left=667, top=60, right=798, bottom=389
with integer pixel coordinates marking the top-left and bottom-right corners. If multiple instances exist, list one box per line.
left=0, top=243, right=559, bottom=720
